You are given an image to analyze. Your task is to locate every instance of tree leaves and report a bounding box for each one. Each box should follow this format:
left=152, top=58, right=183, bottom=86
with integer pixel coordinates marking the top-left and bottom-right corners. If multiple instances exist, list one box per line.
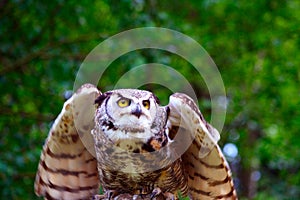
left=1, top=0, right=299, bottom=199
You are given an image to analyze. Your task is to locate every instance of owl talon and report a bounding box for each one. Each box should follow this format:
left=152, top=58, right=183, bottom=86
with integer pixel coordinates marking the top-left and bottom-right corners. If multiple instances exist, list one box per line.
left=92, top=194, right=106, bottom=200
left=92, top=190, right=121, bottom=200
left=107, top=191, right=113, bottom=199
left=150, top=187, right=162, bottom=199
left=150, top=188, right=177, bottom=200
left=132, top=194, right=140, bottom=200
left=163, top=192, right=176, bottom=200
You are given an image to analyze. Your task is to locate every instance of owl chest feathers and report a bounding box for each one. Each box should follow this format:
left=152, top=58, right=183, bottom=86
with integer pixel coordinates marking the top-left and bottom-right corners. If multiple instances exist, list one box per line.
left=97, top=158, right=188, bottom=195
left=93, top=126, right=187, bottom=195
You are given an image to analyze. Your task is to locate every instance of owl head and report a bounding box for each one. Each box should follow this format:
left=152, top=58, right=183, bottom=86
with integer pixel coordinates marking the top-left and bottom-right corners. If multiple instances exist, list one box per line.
left=95, top=89, right=162, bottom=135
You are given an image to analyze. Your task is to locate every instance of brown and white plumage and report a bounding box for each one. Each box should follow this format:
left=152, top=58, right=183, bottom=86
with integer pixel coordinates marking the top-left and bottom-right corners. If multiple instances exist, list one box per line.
left=34, top=84, right=237, bottom=200
left=168, top=93, right=237, bottom=199
left=34, top=84, right=100, bottom=199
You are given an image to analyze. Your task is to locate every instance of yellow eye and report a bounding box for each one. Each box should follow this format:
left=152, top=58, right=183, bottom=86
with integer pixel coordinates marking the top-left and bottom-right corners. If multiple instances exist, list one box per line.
left=142, top=100, right=150, bottom=110
left=117, top=98, right=131, bottom=108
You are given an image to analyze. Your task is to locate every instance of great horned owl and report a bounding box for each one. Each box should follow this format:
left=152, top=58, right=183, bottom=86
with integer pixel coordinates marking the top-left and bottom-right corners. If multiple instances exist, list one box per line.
left=34, top=84, right=237, bottom=200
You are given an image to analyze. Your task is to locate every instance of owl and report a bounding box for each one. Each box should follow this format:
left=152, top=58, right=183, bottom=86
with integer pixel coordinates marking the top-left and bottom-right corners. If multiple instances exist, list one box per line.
left=34, top=84, right=237, bottom=200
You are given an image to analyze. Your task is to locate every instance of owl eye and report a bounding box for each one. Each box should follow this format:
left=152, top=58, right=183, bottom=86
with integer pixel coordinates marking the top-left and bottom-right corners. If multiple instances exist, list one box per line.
left=117, top=98, right=131, bottom=108
left=142, top=100, right=150, bottom=110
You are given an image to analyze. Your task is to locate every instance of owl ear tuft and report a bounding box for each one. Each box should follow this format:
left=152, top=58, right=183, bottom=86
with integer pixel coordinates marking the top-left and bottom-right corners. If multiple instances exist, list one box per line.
left=152, top=94, right=160, bottom=105
left=95, top=92, right=112, bottom=106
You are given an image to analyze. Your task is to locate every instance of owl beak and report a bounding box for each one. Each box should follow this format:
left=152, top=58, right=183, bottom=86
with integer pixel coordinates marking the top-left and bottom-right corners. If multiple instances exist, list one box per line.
left=131, top=104, right=142, bottom=118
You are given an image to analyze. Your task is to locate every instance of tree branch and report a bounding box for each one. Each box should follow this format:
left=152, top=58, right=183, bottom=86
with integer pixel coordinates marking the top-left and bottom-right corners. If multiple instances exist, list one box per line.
left=0, top=33, right=107, bottom=75
left=0, top=107, right=54, bottom=122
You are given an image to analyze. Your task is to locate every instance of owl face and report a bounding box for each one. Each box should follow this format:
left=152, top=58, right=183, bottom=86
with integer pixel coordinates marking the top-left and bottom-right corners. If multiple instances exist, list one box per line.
left=95, top=89, right=160, bottom=135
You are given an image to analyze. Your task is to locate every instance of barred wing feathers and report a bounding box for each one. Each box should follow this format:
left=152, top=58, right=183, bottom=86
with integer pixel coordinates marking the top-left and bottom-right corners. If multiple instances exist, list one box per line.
left=168, top=93, right=237, bottom=199
left=34, top=84, right=100, bottom=200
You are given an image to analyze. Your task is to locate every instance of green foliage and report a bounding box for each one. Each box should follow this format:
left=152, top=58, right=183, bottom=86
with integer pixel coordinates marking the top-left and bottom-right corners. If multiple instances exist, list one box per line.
left=1, top=0, right=299, bottom=199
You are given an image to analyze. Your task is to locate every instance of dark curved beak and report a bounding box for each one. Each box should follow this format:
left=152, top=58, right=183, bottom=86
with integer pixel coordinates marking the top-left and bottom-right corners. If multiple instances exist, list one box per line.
left=131, top=104, right=142, bottom=118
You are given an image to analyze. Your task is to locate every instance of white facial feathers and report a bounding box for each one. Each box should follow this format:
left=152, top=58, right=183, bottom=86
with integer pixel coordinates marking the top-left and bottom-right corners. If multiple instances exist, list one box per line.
left=94, top=89, right=162, bottom=141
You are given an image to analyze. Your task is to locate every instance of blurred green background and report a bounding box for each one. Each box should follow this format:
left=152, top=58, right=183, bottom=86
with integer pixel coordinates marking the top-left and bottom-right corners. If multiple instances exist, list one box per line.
left=1, top=0, right=299, bottom=199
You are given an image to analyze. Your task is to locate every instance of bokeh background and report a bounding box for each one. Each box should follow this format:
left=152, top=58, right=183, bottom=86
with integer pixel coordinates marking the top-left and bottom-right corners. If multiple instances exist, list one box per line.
left=1, top=0, right=299, bottom=199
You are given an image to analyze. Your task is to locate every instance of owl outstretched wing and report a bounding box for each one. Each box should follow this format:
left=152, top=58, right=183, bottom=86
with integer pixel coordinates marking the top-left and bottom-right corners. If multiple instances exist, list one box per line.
left=167, top=93, right=237, bottom=199
left=34, top=84, right=101, bottom=200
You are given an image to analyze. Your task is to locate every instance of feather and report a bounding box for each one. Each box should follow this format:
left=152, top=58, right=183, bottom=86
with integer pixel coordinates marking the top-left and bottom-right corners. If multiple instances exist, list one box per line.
left=167, top=93, right=237, bottom=199
left=34, top=84, right=100, bottom=200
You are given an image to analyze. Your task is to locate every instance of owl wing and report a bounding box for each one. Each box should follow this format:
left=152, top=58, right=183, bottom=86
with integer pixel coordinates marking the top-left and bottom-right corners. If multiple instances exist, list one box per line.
left=34, top=84, right=101, bottom=200
left=167, top=93, right=237, bottom=199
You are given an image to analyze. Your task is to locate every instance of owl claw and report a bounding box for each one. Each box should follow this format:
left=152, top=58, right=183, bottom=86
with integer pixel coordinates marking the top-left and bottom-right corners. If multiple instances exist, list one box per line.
left=93, top=190, right=176, bottom=200
left=150, top=187, right=162, bottom=199
left=163, top=192, right=176, bottom=200
left=150, top=188, right=177, bottom=200
left=91, top=194, right=106, bottom=200
left=92, top=190, right=121, bottom=200
left=150, top=187, right=176, bottom=200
